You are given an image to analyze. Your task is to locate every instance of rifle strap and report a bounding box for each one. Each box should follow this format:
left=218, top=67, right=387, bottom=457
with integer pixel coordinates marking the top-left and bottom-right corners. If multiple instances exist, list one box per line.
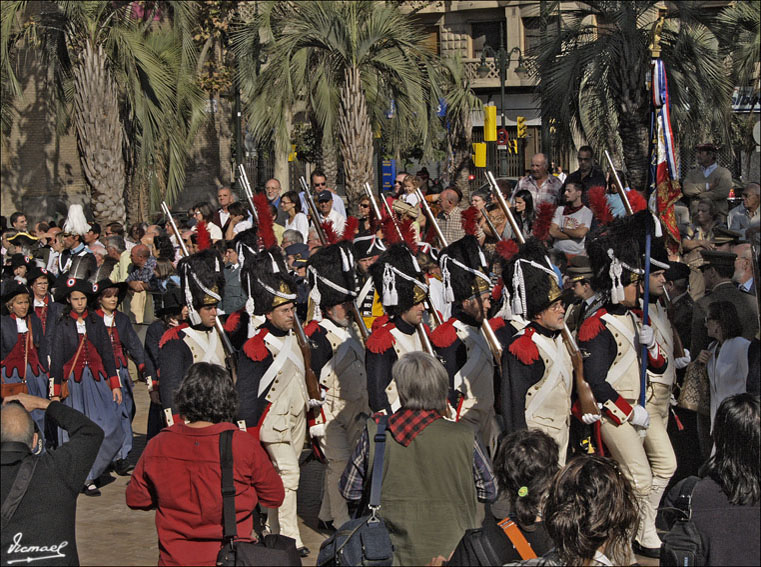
left=498, top=518, right=537, bottom=560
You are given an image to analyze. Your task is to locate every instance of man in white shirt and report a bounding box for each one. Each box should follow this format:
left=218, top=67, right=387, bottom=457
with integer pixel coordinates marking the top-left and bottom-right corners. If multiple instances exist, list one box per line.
left=213, top=186, right=235, bottom=232
left=549, top=182, right=593, bottom=258
left=732, top=242, right=756, bottom=295
left=314, top=190, right=346, bottom=235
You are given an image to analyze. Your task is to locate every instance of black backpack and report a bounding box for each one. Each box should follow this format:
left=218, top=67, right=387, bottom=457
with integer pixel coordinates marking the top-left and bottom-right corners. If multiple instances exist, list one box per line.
left=659, top=476, right=705, bottom=567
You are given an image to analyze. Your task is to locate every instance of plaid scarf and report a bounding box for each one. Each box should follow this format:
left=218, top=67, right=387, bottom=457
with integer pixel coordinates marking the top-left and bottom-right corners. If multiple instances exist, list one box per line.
left=376, top=408, right=442, bottom=447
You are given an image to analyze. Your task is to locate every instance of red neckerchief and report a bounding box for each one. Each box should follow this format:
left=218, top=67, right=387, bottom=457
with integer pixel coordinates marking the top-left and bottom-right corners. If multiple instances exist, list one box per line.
left=563, top=204, right=583, bottom=215
left=34, top=295, right=49, bottom=333
left=70, top=309, right=89, bottom=321
left=375, top=409, right=442, bottom=447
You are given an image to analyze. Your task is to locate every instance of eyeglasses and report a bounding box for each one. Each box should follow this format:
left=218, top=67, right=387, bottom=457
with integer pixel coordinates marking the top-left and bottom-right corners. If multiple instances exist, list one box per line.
left=314, top=182, right=326, bottom=187
left=359, top=203, right=370, bottom=208
left=549, top=302, right=565, bottom=312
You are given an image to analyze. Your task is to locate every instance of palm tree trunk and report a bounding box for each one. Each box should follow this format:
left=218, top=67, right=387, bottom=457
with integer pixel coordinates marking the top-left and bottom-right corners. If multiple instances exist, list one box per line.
left=321, top=129, right=339, bottom=189
left=448, top=112, right=473, bottom=197
left=618, top=106, right=650, bottom=191
left=338, top=65, right=372, bottom=211
left=72, top=40, right=126, bottom=224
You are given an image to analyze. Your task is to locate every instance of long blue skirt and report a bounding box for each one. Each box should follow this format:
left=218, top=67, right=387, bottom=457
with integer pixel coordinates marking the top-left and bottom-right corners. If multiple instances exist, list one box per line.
left=116, top=365, right=134, bottom=460
left=2, top=365, right=48, bottom=446
left=60, top=367, right=124, bottom=483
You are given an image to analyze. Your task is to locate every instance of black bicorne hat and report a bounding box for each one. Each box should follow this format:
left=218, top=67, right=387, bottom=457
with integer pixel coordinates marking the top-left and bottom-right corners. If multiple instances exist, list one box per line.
left=247, top=247, right=297, bottom=315
left=307, top=242, right=357, bottom=309
left=439, top=235, right=491, bottom=304
left=178, top=249, right=226, bottom=324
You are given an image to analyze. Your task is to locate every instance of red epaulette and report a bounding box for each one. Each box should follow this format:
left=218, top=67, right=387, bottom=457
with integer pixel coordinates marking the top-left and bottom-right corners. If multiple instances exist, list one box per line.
left=489, top=317, right=506, bottom=332
left=371, top=314, right=389, bottom=333
left=159, top=323, right=190, bottom=349
left=508, top=327, right=539, bottom=365
left=224, top=310, right=242, bottom=333
left=366, top=323, right=396, bottom=354
left=630, top=308, right=651, bottom=325
left=578, top=309, right=608, bottom=342
left=243, top=329, right=271, bottom=362
left=430, top=318, right=458, bottom=348
left=304, top=320, right=321, bottom=337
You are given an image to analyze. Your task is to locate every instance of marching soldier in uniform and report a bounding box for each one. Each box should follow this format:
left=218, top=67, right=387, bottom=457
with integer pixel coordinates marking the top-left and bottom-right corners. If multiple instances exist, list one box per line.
left=564, top=256, right=599, bottom=334
left=305, top=242, right=369, bottom=529
left=235, top=248, right=310, bottom=557
left=353, top=233, right=385, bottom=330
left=580, top=213, right=670, bottom=558
left=157, top=249, right=227, bottom=418
left=500, top=239, right=575, bottom=464
left=488, top=241, right=528, bottom=350
left=430, top=235, right=500, bottom=452
left=365, top=243, right=429, bottom=414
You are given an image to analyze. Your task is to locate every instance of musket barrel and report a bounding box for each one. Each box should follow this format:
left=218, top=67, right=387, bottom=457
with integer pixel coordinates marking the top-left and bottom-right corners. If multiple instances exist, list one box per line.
left=486, top=171, right=524, bottom=245
left=604, top=151, right=634, bottom=216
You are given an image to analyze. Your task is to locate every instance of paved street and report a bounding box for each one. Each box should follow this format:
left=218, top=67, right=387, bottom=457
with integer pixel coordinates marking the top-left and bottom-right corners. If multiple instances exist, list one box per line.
left=76, top=380, right=328, bottom=566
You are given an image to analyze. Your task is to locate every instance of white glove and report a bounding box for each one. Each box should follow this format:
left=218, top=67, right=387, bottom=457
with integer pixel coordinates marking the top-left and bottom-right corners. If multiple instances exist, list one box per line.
left=308, top=398, right=324, bottom=409
left=670, top=394, right=678, bottom=407
left=309, top=423, right=326, bottom=438
left=629, top=404, right=650, bottom=428
left=638, top=325, right=656, bottom=350
left=582, top=403, right=603, bottom=424
left=675, top=348, right=691, bottom=370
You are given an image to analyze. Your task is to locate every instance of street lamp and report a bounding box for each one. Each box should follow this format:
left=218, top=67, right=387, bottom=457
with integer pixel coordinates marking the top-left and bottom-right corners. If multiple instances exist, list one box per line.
left=478, top=44, right=526, bottom=175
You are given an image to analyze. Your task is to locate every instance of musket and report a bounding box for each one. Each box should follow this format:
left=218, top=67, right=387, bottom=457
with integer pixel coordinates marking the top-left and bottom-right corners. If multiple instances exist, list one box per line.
left=604, top=150, right=634, bottom=216
left=298, top=177, right=369, bottom=342
left=364, top=183, right=437, bottom=354
left=161, top=201, right=238, bottom=383
left=485, top=171, right=599, bottom=417
left=415, top=188, right=447, bottom=248
left=237, top=164, right=259, bottom=222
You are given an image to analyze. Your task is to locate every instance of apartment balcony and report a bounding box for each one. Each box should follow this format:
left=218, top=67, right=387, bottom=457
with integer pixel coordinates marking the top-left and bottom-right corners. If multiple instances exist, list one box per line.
left=463, top=58, right=537, bottom=89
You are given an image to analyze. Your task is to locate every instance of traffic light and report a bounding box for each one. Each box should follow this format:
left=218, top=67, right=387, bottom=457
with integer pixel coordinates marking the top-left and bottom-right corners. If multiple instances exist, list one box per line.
left=508, top=139, right=518, bottom=154
left=473, top=142, right=486, bottom=168
left=516, top=116, right=527, bottom=138
left=484, top=105, right=497, bottom=142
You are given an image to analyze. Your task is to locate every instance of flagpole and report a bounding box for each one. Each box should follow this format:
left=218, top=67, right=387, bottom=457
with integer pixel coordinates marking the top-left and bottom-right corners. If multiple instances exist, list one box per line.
left=640, top=12, right=666, bottom=407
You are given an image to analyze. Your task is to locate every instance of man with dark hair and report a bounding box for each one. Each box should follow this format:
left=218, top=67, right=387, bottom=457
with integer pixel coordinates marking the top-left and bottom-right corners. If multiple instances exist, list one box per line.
left=560, top=145, right=606, bottom=205
left=104, top=222, right=125, bottom=238
left=10, top=212, right=27, bottom=232
left=310, top=169, right=346, bottom=218
left=690, top=250, right=758, bottom=358
left=1, top=393, right=104, bottom=566
left=83, top=222, right=102, bottom=249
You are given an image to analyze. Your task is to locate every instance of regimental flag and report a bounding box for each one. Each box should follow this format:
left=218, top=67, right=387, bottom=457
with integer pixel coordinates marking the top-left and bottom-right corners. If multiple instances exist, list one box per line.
left=650, top=59, right=682, bottom=256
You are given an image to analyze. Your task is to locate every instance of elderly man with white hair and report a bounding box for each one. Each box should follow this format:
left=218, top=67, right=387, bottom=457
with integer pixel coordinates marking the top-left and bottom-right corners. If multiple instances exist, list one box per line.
left=514, top=152, right=563, bottom=205
left=728, top=182, right=760, bottom=246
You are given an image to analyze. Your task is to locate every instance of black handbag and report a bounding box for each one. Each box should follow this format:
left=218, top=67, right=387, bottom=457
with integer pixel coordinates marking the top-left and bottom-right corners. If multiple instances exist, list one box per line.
left=317, top=415, right=394, bottom=566
left=215, top=430, right=301, bottom=567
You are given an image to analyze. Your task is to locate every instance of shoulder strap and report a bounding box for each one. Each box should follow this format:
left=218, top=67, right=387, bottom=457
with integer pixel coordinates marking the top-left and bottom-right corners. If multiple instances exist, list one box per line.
left=1, top=455, right=38, bottom=529
left=498, top=518, right=538, bottom=560
left=674, top=475, right=700, bottom=519
left=369, top=415, right=389, bottom=510
left=219, top=430, right=237, bottom=540
left=68, top=335, right=87, bottom=375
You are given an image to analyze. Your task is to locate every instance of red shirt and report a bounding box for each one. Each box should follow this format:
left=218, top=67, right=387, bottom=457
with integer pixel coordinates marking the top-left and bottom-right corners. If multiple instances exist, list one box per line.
left=125, top=422, right=284, bottom=566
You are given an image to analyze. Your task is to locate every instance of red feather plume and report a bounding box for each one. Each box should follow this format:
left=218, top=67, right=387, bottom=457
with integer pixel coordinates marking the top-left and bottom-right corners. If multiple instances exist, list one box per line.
left=381, top=215, right=401, bottom=244
left=461, top=206, right=480, bottom=236
left=532, top=202, right=556, bottom=241
left=196, top=221, right=211, bottom=251
left=627, top=190, right=648, bottom=213
left=399, top=218, right=418, bottom=254
left=588, top=185, right=614, bottom=225
left=321, top=221, right=339, bottom=245
left=342, top=216, right=359, bottom=242
left=253, top=193, right=276, bottom=249
left=496, top=239, right=519, bottom=261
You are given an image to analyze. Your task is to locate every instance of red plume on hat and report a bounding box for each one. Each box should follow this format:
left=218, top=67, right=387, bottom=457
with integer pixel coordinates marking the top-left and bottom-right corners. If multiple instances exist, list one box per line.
left=342, top=216, right=359, bottom=242
left=588, top=185, right=614, bottom=225
left=253, top=193, right=276, bottom=249
left=399, top=218, right=418, bottom=254
left=461, top=206, right=480, bottom=236
left=321, top=221, right=339, bottom=245
left=532, top=202, right=556, bottom=241
left=381, top=215, right=400, bottom=244
left=496, top=239, right=519, bottom=261
left=628, top=190, right=647, bottom=213
left=196, top=221, right=211, bottom=251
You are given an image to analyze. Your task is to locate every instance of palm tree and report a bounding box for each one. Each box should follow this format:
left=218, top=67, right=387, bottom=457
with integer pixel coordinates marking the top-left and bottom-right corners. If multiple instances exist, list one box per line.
left=437, top=57, right=482, bottom=195
left=1, top=1, right=204, bottom=224
left=533, top=1, right=733, bottom=190
left=233, top=0, right=437, bottom=208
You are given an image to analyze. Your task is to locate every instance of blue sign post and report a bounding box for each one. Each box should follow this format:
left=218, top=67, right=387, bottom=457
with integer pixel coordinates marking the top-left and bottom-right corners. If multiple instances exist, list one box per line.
left=381, top=159, right=396, bottom=194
